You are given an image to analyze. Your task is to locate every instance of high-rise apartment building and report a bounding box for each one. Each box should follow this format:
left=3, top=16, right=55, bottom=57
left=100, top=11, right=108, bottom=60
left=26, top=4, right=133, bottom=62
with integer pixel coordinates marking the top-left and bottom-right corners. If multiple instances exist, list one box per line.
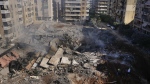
left=95, top=0, right=110, bottom=14
left=0, top=0, right=23, bottom=41
left=109, top=0, right=137, bottom=24
left=34, top=0, right=53, bottom=22
left=0, top=10, right=4, bottom=46
left=22, top=0, right=35, bottom=28
left=133, top=0, right=150, bottom=35
left=0, top=10, right=4, bottom=38
left=62, top=0, right=90, bottom=23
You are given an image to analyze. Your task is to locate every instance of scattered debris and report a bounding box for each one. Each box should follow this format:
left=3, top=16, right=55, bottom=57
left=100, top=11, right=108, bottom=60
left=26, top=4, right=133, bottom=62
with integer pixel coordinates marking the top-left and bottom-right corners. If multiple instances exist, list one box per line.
left=0, top=22, right=149, bottom=84
left=39, top=58, right=49, bottom=69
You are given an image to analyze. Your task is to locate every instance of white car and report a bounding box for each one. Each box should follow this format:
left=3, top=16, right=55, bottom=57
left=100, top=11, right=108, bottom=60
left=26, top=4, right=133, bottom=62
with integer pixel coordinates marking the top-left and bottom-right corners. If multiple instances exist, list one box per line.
left=110, top=26, right=115, bottom=29
left=107, top=24, right=110, bottom=27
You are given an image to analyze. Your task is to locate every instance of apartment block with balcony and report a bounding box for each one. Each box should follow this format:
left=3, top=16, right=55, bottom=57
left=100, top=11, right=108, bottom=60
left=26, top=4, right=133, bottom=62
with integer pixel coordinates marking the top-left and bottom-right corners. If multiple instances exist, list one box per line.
left=34, top=0, right=53, bottom=22
left=0, top=0, right=13, bottom=40
left=9, top=0, right=24, bottom=40
left=0, top=10, right=4, bottom=38
left=22, top=0, right=35, bottom=28
left=109, top=0, right=137, bottom=24
left=133, top=0, right=150, bottom=35
left=95, top=0, right=110, bottom=14
left=62, top=0, right=90, bottom=23
left=0, top=0, right=24, bottom=41
left=0, top=10, right=4, bottom=46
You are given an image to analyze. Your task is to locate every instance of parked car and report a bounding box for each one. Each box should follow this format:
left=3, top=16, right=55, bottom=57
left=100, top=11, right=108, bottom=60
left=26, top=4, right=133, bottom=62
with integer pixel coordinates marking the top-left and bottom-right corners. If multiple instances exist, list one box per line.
left=110, top=26, right=115, bottom=30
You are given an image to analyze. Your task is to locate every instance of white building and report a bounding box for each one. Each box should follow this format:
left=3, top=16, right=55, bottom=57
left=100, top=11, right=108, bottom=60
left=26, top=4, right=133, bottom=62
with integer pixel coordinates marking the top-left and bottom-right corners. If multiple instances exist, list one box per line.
left=62, top=0, right=90, bottom=23
left=0, top=0, right=23, bottom=41
left=34, top=0, right=53, bottom=21
left=95, top=0, right=110, bottom=14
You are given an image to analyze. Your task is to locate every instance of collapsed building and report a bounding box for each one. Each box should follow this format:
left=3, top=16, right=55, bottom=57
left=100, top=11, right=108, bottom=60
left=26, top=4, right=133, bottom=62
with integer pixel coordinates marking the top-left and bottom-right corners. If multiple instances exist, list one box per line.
left=0, top=22, right=149, bottom=84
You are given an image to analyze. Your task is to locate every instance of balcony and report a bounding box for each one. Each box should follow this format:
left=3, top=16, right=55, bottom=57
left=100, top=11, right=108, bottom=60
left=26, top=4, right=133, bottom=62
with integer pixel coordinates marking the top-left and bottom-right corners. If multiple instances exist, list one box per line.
left=4, top=33, right=13, bottom=38
left=0, top=0, right=9, bottom=5
left=143, top=26, right=150, bottom=32
left=65, top=14, right=80, bottom=16
left=18, top=15, right=22, bottom=18
left=134, top=23, right=142, bottom=28
left=1, top=10, right=10, bottom=14
left=2, top=17, right=11, bottom=22
left=66, top=10, right=81, bottom=12
left=65, top=18, right=76, bottom=20
left=66, top=5, right=80, bottom=8
left=65, top=1, right=80, bottom=4
left=98, top=9, right=107, bottom=11
left=143, top=12, right=149, bottom=15
left=18, top=7, right=22, bottom=11
left=3, top=26, right=11, bottom=30
left=98, top=5, right=107, bottom=7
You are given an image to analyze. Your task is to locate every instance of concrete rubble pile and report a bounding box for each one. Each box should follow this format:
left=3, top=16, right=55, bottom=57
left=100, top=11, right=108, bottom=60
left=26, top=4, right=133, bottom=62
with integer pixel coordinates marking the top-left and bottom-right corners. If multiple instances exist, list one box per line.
left=0, top=36, right=109, bottom=84
left=0, top=22, right=148, bottom=84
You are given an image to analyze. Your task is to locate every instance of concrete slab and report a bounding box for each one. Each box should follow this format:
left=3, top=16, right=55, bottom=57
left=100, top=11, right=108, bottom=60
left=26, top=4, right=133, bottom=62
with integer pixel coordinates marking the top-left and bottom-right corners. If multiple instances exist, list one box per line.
left=40, top=58, right=49, bottom=68
left=0, top=67, right=9, bottom=75
left=48, top=48, right=64, bottom=66
left=60, top=57, right=71, bottom=65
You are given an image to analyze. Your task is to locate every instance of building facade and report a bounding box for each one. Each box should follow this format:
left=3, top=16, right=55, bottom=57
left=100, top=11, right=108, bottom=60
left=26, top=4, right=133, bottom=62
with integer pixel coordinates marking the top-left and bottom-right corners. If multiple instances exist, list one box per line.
left=133, top=0, right=150, bottom=35
left=109, top=0, right=137, bottom=24
left=0, top=0, right=23, bottom=41
left=95, top=0, right=110, bottom=14
left=62, top=0, right=90, bottom=23
left=34, top=0, right=53, bottom=22
left=0, top=10, right=4, bottom=38
left=22, top=0, right=35, bottom=28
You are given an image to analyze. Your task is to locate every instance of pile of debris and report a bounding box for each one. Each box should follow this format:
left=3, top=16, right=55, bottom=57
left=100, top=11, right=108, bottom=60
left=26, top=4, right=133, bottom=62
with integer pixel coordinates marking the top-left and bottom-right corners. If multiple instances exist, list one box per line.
left=0, top=22, right=149, bottom=84
left=0, top=50, right=20, bottom=68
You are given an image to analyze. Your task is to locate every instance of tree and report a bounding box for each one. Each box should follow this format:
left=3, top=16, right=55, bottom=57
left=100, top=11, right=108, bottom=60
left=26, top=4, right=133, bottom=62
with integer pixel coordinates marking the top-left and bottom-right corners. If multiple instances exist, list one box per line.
left=96, top=17, right=101, bottom=27
left=91, top=18, right=97, bottom=25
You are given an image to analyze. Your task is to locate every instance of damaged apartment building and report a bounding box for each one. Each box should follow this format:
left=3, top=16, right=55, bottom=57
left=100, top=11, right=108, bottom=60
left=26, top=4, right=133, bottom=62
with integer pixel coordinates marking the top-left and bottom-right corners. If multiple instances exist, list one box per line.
left=0, top=0, right=54, bottom=42
left=93, top=0, right=137, bottom=24
left=95, top=0, right=110, bottom=15
left=0, top=0, right=23, bottom=41
left=61, top=0, right=90, bottom=23
left=133, top=0, right=150, bottom=35
left=109, top=0, right=137, bottom=24
left=34, top=0, right=53, bottom=22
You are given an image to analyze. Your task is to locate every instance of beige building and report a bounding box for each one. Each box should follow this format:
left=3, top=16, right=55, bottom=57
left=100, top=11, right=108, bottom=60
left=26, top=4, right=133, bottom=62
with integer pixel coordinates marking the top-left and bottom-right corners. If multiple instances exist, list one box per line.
left=95, top=0, right=110, bottom=14
left=62, top=0, right=90, bottom=23
left=0, top=0, right=23, bottom=41
left=22, top=0, right=35, bottom=28
left=109, top=0, right=137, bottom=24
left=34, top=0, right=53, bottom=22
left=0, top=10, right=4, bottom=38
left=133, top=0, right=150, bottom=35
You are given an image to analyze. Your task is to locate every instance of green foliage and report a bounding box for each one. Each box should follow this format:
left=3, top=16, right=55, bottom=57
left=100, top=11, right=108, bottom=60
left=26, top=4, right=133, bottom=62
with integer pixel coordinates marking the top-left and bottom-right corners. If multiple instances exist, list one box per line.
left=98, top=14, right=114, bottom=25
left=91, top=18, right=97, bottom=25
left=96, top=19, right=101, bottom=26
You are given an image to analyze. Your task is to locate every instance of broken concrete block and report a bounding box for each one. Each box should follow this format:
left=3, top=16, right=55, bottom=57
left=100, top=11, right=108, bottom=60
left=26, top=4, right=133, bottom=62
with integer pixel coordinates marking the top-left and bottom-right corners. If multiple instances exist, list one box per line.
left=72, top=60, right=79, bottom=65
left=48, top=48, right=64, bottom=66
left=60, top=57, right=71, bottom=65
left=32, top=63, right=38, bottom=69
left=83, top=63, right=90, bottom=69
left=39, top=58, right=49, bottom=68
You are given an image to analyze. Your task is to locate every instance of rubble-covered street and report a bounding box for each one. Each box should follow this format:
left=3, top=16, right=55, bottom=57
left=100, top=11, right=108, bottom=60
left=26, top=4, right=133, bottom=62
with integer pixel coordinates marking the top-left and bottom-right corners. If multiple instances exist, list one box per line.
left=0, top=21, right=149, bottom=84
